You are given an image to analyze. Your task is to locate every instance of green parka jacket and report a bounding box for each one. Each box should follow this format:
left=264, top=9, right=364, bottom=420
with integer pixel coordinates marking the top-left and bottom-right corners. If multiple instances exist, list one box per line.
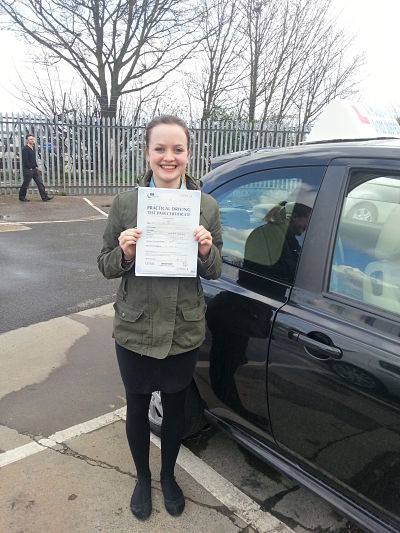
left=97, top=173, right=222, bottom=359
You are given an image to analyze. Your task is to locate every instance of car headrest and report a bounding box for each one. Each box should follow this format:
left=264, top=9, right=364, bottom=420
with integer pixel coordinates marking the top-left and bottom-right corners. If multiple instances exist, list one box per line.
left=375, top=205, right=400, bottom=260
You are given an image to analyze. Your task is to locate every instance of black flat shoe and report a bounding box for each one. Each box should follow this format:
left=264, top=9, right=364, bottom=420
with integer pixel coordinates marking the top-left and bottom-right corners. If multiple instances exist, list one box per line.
left=19, top=198, right=30, bottom=202
left=42, top=196, right=54, bottom=201
left=130, top=479, right=152, bottom=520
left=161, top=476, right=185, bottom=516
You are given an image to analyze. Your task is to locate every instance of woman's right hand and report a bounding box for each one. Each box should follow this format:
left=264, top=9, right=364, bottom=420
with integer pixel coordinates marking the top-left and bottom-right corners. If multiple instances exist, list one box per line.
left=118, top=228, right=142, bottom=260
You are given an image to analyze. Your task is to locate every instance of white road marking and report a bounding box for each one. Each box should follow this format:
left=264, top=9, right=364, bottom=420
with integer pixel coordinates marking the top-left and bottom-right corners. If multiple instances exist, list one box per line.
left=0, top=405, right=294, bottom=532
left=0, top=197, right=108, bottom=226
left=83, top=197, right=109, bottom=217
left=0, top=217, right=104, bottom=225
left=49, top=408, right=126, bottom=444
left=0, top=223, right=31, bottom=232
left=0, top=408, right=126, bottom=468
left=151, top=432, right=293, bottom=532
left=0, top=442, right=44, bottom=468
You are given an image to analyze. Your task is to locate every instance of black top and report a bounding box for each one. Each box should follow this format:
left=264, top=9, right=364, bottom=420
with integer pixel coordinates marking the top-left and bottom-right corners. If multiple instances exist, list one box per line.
left=22, top=145, right=37, bottom=170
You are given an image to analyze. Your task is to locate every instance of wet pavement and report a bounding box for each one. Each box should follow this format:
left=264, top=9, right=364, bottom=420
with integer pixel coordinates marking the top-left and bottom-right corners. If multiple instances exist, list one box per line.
left=0, top=414, right=263, bottom=532
left=0, top=304, right=291, bottom=533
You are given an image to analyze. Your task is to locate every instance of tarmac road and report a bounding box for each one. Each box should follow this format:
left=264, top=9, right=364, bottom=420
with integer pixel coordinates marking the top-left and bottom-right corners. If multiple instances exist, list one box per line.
left=0, top=195, right=118, bottom=333
left=0, top=194, right=363, bottom=532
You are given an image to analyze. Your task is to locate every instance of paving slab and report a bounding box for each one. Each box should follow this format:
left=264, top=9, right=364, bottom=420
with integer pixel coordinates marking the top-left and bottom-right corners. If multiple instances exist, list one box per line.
left=0, top=420, right=255, bottom=533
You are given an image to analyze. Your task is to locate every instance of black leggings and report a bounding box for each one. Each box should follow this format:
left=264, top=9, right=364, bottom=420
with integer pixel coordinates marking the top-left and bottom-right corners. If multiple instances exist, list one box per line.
left=125, top=388, right=187, bottom=481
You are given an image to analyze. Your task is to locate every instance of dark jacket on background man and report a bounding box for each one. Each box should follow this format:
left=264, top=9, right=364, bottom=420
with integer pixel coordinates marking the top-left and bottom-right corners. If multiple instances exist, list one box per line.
left=19, top=141, right=51, bottom=201
left=21, top=145, right=38, bottom=171
left=97, top=173, right=223, bottom=359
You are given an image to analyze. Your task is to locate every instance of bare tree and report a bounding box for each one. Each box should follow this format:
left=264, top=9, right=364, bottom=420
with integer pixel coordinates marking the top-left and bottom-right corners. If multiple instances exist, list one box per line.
left=0, top=0, right=202, bottom=119
left=12, top=62, right=169, bottom=125
left=187, top=0, right=245, bottom=122
left=294, top=29, right=362, bottom=136
left=240, top=0, right=363, bottom=127
left=269, top=0, right=363, bottom=130
left=259, top=0, right=318, bottom=125
left=393, top=106, right=400, bottom=126
left=119, top=86, right=171, bottom=124
left=12, top=64, right=97, bottom=117
left=240, top=0, right=278, bottom=122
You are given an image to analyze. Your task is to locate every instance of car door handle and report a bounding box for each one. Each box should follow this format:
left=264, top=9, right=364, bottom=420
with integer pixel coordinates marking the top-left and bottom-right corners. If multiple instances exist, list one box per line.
left=288, top=331, right=343, bottom=360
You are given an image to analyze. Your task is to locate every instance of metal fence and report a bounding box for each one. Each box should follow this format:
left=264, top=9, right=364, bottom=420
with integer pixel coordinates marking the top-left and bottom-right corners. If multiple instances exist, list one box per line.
left=0, top=114, right=309, bottom=195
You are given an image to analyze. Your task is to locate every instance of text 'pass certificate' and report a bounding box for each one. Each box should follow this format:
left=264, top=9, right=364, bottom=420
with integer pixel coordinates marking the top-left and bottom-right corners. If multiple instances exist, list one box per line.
left=135, top=187, right=201, bottom=277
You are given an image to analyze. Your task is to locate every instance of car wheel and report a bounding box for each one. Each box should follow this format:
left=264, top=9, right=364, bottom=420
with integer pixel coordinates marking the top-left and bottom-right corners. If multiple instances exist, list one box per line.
left=348, top=202, right=378, bottom=223
left=148, top=380, right=206, bottom=438
left=148, top=390, right=163, bottom=436
left=330, top=362, right=385, bottom=392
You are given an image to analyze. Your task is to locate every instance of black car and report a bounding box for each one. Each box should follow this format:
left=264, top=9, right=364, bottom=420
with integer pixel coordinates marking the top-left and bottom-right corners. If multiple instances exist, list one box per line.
left=149, top=138, right=400, bottom=533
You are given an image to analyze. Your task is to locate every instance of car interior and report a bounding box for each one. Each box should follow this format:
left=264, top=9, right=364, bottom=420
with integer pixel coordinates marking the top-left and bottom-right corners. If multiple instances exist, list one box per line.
left=363, top=204, right=400, bottom=314
left=330, top=173, right=400, bottom=315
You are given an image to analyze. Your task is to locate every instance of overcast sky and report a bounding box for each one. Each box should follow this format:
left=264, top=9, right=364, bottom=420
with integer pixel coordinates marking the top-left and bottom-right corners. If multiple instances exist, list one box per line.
left=0, top=0, right=399, bottom=114
left=334, top=0, right=400, bottom=108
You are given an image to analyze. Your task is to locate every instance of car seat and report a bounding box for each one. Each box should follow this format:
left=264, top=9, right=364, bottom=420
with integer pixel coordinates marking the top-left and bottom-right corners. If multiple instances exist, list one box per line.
left=363, top=205, right=400, bottom=314
left=251, top=203, right=276, bottom=224
left=244, top=219, right=288, bottom=268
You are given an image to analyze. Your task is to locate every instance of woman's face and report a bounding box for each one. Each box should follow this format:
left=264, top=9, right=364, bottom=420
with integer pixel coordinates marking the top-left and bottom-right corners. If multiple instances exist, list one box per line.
left=145, top=123, right=190, bottom=188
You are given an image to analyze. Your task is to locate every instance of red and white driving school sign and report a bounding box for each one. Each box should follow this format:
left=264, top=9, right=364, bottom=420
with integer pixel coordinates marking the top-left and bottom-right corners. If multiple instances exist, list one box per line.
left=306, top=99, right=400, bottom=143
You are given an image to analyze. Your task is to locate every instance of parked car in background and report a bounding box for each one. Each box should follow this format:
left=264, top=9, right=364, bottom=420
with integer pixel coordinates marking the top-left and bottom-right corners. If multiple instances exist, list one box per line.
left=0, top=138, right=20, bottom=169
left=210, top=147, right=279, bottom=170
left=148, top=100, right=400, bottom=533
left=344, top=176, right=400, bottom=223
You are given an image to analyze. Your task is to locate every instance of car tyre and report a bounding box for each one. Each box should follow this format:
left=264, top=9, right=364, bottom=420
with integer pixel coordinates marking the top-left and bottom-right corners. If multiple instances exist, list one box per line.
left=149, top=380, right=206, bottom=438
left=347, top=201, right=378, bottom=223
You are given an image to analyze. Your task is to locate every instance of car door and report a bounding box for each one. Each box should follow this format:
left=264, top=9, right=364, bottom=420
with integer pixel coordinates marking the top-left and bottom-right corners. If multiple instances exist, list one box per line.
left=268, top=159, right=400, bottom=530
left=195, top=165, right=325, bottom=441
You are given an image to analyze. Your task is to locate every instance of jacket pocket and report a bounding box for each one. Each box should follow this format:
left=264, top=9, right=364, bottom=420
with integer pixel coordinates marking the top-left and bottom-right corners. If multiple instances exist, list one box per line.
left=113, top=300, right=143, bottom=322
left=174, top=303, right=206, bottom=350
left=182, top=303, right=206, bottom=322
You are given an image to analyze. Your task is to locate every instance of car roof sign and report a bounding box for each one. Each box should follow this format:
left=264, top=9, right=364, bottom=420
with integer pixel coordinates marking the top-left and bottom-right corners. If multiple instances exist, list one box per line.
left=305, top=98, right=400, bottom=143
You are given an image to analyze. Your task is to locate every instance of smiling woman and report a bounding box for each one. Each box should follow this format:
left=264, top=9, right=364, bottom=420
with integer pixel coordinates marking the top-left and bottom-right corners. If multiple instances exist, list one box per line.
left=145, top=119, right=190, bottom=189
left=97, top=114, right=222, bottom=522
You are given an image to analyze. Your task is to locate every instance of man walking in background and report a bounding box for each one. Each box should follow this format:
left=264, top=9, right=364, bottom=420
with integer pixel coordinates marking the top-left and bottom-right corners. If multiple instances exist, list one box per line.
left=19, top=134, right=53, bottom=202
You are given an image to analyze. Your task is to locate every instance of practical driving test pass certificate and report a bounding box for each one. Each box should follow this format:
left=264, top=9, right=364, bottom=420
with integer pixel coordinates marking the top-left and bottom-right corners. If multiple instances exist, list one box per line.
left=135, top=187, right=201, bottom=277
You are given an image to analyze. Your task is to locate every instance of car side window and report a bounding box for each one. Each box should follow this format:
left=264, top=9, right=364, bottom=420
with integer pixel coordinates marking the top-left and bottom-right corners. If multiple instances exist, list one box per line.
left=329, top=171, right=400, bottom=316
left=213, top=166, right=325, bottom=284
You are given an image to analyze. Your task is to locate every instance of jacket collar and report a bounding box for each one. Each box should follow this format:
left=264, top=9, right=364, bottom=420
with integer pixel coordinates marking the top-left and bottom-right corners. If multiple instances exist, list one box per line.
left=139, top=170, right=201, bottom=191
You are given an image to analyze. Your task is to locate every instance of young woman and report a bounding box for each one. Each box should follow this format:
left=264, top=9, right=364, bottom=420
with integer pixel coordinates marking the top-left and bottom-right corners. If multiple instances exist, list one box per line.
left=98, top=116, right=222, bottom=520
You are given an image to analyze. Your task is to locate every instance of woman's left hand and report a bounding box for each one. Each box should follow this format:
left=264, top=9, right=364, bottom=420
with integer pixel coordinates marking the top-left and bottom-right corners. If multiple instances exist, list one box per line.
left=194, top=225, right=212, bottom=260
